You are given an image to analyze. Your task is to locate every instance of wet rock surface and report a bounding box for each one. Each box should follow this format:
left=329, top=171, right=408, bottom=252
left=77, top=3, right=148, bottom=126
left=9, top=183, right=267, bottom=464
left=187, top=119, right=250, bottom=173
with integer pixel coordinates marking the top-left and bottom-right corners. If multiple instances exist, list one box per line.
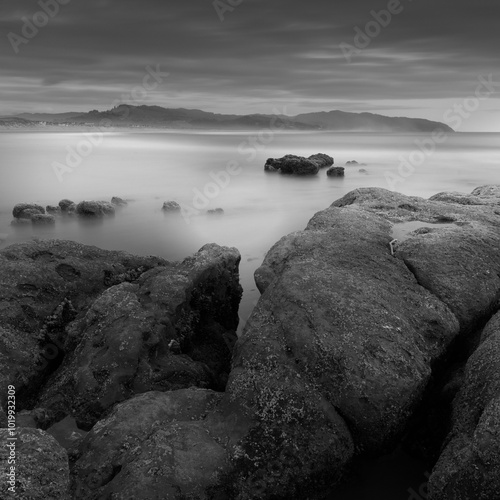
left=264, top=154, right=320, bottom=175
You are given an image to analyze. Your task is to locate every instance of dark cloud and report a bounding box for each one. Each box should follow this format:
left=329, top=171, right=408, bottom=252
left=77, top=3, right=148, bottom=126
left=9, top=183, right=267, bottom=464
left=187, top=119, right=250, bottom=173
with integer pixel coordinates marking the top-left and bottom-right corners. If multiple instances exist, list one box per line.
left=0, top=0, right=499, bottom=129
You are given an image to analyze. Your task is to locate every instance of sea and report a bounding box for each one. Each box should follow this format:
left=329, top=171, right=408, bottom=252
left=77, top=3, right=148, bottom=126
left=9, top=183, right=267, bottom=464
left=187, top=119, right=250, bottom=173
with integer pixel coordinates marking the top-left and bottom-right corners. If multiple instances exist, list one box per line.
left=0, top=129, right=499, bottom=498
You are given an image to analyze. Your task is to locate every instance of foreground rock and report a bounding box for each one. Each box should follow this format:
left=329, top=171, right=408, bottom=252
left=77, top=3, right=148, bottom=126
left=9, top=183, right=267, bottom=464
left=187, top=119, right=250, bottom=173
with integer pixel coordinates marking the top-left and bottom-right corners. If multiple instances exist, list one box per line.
left=264, top=155, right=319, bottom=175
left=0, top=428, right=70, bottom=499
left=76, top=200, right=115, bottom=218
left=0, top=240, right=165, bottom=414
left=428, top=310, right=500, bottom=500
left=36, top=243, right=242, bottom=429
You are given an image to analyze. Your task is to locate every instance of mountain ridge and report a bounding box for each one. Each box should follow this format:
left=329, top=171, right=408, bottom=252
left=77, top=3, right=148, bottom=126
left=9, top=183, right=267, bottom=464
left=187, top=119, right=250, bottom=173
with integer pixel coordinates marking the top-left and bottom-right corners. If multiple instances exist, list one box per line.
left=1, top=105, right=454, bottom=133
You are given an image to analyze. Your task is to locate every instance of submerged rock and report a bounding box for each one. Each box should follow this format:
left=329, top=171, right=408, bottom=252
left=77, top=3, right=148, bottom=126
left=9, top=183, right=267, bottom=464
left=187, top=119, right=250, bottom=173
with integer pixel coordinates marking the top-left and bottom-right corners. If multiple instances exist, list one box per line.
left=0, top=428, right=70, bottom=499
left=264, top=155, right=320, bottom=175
left=207, top=208, right=224, bottom=215
left=31, top=214, right=56, bottom=225
left=12, top=203, right=45, bottom=220
left=327, top=166, right=345, bottom=177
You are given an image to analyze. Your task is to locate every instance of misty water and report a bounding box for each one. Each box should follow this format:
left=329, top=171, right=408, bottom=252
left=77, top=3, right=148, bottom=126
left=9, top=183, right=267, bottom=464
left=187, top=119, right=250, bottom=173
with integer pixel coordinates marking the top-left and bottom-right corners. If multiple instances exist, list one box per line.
left=1, top=130, right=499, bottom=498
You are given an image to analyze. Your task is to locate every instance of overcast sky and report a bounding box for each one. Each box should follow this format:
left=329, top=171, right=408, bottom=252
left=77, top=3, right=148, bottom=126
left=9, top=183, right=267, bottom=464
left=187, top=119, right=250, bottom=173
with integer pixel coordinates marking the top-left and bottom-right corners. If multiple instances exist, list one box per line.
left=1, top=0, right=499, bottom=131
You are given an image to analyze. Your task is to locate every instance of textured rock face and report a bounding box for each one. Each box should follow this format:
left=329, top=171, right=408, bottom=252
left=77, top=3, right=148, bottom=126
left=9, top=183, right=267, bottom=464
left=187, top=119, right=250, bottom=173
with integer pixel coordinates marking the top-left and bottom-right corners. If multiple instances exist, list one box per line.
left=264, top=155, right=320, bottom=175
left=36, top=243, right=242, bottom=429
left=0, top=428, right=70, bottom=499
left=58, top=199, right=76, bottom=213
left=0, top=240, right=167, bottom=412
left=428, top=310, right=500, bottom=500
left=31, top=214, right=56, bottom=225
left=76, top=200, right=116, bottom=217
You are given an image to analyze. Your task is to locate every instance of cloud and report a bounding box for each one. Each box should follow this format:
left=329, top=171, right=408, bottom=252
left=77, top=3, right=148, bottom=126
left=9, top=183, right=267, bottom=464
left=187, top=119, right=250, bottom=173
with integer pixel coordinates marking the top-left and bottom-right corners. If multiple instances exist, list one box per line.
left=0, top=0, right=499, bottom=130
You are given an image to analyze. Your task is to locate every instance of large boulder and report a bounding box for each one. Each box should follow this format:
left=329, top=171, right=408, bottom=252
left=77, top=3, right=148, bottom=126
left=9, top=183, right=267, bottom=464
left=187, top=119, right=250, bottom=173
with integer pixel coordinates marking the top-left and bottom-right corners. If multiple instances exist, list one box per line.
left=0, top=428, right=70, bottom=499
left=0, top=240, right=166, bottom=413
left=36, top=243, right=242, bottom=429
left=308, top=153, right=334, bottom=168
left=264, top=155, right=320, bottom=175
left=326, top=166, right=345, bottom=177
left=12, top=203, right=45, bottom=220
left=162, top=201, right=181, bottom=212
left=76, top=200, right=115, bottom=218
left=58, top=199, right=76, bottom=213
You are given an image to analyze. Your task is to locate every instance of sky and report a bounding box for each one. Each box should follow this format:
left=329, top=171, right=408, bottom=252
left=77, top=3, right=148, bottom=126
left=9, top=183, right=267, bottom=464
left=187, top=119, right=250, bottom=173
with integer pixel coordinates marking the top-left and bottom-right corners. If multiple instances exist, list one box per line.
left=1, top=0, right=499, bottom=131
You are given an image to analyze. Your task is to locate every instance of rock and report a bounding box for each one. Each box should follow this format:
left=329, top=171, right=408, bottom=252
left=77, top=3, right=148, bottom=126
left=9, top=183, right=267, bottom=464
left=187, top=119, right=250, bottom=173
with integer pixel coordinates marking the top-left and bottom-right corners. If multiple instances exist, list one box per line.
left=58, top=199, right=76, bottom=213
left=359, top=168, right=368, bottom=174
left=308, top=153, right=334, bottom=168
left=34, top=243, right=242, bottom=429
left=162, top=201, right=181, bottom=212
left=111, top=197, right=128, bottom=206
left=326, top=166, right=345, bottom=177
left=207, top=208, right=224, bottom=215
left=471, top=185, right=500, bottom=197
left=264, top=155, right=320, bottom=175
left=0, top=407, right=6, bottom=427
left=430, top=186, right=500, bottom=206
left=12, top=203, right=45, bottom=220
left=76, top=200, right=115, bottom=218
left=72, top=389, right=228, bottom=500
left=0, top=240, right=166, bottom=415
left=31, top=214, right=56, bottom=225
left=428, top=311, right=500, bottom=500
left=346, top=160, right=359, bottom=165
left=46, top=205, right=61, bottom=215
left=0, top=428, right=70, bottom=499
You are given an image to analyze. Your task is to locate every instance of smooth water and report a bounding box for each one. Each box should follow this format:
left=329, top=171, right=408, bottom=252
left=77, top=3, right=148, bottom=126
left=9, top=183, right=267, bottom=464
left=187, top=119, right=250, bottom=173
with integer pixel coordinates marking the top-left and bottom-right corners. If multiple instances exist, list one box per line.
left=1, top=130, right=499, bottom=498
left=0, top=130, right=499, bottom=330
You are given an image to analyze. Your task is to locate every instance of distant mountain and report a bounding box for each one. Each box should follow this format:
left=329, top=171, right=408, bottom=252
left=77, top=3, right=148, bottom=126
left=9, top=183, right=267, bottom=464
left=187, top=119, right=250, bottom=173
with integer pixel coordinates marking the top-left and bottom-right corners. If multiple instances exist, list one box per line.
left=3, top=105, right=454, bottom=133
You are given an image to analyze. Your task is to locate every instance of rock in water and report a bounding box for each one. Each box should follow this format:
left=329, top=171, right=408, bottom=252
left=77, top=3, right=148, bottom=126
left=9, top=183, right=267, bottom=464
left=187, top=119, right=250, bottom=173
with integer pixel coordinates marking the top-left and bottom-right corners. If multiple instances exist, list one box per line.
left=327, top=166, right=345, bottom=177
left=308, top=153, right=334, bottom=168
left=162, top=201, right=181, bottom=212
left=76, top=200, right=115, bottom=217
left=58, top=199, right=76, bottom=213
left=0, top=428, right=70, bottom=499
left=111, top=196, right=128, bottom=206
left=31, top=214, right=56, bottom=225
left=46, top=205, right=62, bottom=215
left=264, top=154, right=320, bottom=175
left=12, top=203, right=45, bottom=220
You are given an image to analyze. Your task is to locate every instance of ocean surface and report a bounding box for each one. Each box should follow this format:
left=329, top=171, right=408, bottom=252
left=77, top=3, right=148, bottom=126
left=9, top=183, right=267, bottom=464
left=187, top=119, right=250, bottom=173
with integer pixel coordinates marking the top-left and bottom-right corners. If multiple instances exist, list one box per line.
left=0, top=130, right=499, bottom=498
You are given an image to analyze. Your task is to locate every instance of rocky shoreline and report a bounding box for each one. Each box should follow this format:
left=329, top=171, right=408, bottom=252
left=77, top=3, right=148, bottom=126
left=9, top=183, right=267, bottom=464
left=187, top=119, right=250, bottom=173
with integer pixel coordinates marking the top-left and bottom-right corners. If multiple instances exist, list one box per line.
left=1, top=185, right=500, bottom=499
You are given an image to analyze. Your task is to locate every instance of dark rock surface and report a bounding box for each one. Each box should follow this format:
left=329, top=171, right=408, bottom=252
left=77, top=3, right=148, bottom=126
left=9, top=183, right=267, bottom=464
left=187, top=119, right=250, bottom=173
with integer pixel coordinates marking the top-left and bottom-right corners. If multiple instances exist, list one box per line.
left=76, top=200, right=116, bottom=218
left=308, top=153, right=334, bottom=168
left=111, top=196, right=128, bottom=206
left=0, top=428, right=70, bottom=499
left=428, top=310, right=500, bottom=500
left=264, top=155, right=320, bottom=175
left=46, top=205, right=62, bottom=215
left=327, top=166, right=345, bottom=177
left=36, top=243, right=242, bottom=429
left=207, top=208, right=224, bottom=215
